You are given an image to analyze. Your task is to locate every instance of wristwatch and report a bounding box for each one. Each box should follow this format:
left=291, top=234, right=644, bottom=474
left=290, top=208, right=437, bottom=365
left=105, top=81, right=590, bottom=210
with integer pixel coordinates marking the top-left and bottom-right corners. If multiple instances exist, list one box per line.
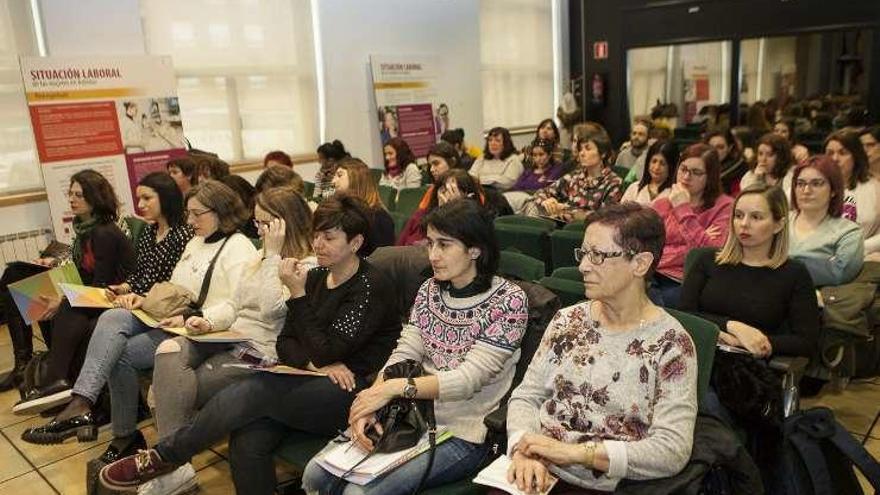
left=402, top=377, right=417, bottom=399
left=583, top=441, right=597, bottom=468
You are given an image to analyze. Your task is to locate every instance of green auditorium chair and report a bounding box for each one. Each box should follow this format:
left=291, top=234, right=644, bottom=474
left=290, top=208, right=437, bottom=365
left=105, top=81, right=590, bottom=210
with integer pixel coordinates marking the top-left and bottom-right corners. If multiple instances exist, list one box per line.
left=369, top=168, right=383, bottom=185
left=493, top=216, right=556, bottom=269
left=378, top=184, right=397, bottom=211
left=396, top=186, right=430, bottom=217
left=549, top=229, right=584, bottom=270
left=538, top=266, right=585, bottom=307
left=302, top=181, right=315, bottom=200
left=498, top=250, right=546, bottom=282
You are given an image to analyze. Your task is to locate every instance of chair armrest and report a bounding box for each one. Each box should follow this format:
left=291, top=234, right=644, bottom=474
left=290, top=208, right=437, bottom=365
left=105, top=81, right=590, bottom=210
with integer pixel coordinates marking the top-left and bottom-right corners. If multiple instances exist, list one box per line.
left=484, top=405, right=508, bottom=434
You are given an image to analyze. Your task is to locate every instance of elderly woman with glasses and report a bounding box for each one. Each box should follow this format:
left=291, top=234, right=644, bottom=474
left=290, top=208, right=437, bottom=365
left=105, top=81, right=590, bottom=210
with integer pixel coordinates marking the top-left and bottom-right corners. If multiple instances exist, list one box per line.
left=506, top=203, right=698, bottom=493
left=650, top=143, right=734, bottom=308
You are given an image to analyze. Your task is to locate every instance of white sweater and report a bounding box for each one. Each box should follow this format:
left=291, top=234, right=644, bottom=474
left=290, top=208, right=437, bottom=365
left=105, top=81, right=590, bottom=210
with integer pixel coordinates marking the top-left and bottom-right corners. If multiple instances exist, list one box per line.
left=844, top=179, right=880, bottom=254
left=379, top=163, right=422, bottom=191
left=169, top=233, right=256, bottom=327
left=470, top=154, right=524, bottom=191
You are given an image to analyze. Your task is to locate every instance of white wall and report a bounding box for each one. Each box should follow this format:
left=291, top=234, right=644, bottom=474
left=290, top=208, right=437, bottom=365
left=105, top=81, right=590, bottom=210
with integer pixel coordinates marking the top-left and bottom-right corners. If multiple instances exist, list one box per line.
left=315, top=0, right=483, bottom=168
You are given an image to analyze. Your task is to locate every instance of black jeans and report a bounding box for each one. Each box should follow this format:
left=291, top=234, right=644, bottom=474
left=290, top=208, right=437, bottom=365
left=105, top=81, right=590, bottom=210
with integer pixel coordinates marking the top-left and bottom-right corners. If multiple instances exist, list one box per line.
left=43, top=300, right=103, bottom=383
left=155, top=372, right=364, bottom=494
left=1, top=262, right=53, bottom=357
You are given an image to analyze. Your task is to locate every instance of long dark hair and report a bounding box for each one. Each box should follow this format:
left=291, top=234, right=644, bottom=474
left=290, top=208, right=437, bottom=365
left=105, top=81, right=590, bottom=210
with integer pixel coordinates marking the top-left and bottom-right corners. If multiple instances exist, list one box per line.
left=825, top=130, right=870, bottom=189
left=483, top=127, right=516, bottom=160
left=534, top=118, right=560, bottom=143
left=680, top=143, right=723, bottom=209
left=637, top=140, right=678, bottom=193
left=70, top=169, right=119, bottom=223
left=138, top=172, right=185, bottom=226
left=422, top=199, right=499, bottom=292
left=384, top=137, right=417, bottom=172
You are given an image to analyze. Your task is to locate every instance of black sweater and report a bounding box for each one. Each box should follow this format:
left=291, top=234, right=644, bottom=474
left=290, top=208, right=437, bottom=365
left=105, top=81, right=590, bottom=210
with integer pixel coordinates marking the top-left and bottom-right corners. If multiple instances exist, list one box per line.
left=679, top=248, right=820, bottom=358
left=79, top=223, right=136, bottom=287
left=276, top=258, right=402, bottom=377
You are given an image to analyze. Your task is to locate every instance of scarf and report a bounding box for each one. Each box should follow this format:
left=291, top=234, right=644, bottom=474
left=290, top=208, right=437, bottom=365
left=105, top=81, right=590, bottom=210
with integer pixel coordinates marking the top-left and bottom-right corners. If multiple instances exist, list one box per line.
left=71, top=216, right=100, bottom=268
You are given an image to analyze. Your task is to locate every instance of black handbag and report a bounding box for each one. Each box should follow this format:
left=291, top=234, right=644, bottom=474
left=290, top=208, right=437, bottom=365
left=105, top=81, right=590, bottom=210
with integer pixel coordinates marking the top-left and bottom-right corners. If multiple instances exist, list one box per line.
left=712, top=350, right=783, bottom=430
left=342, top=359, right=437, bottom=493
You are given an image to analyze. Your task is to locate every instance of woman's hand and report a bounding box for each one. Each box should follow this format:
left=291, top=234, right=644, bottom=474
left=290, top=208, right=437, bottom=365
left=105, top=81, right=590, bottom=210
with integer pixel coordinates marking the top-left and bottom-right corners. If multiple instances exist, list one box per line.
left=37, top=295, right=62, bottom=320
left=507, top=450, right=553, bottom=494
left=792, top=144, right=810, bottom=164
left=33, top=257, right=56, bottom=267
left=704, top=224, right=722, bottom=241
left=348, top=381, right=396, bottom=424
left=185, top=316, right=213, bottom=335
left=668, top=183, right=691, bottom=207
left=541, top=198, right=565, bottom=217
left=279, top=258, right=307, bottom=298
left=350, top=413, right=383, bottom=452
left=718, top=331, right=743, bottom=348
left=158, top=315, right=186, bottom=329
left=318, top=362, right=357, bottom=392
left=262, top=218, right=286, bottom=257
left=112, top=293, right=144, bottom=310
left=517, top=433, right=583, bottom=466
left=107, top=283, right=131, bottom=296
left=727, top=320, right=772, bottom=358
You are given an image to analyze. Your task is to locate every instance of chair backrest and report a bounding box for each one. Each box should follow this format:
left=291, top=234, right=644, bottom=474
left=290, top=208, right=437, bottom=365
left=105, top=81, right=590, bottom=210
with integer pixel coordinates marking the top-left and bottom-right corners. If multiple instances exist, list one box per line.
left=504, top=280, right=561, bottom=402
left=396, top=186, right=430, bottom=216
left=612, top=165, right=630, bottom=180
left=369, top=168, right=383, bottom=185
left=377, top=184, right=398, bottom=211
left=665, top=308, right=719, bottom=405
left=549, top=229, right=583, bottom=269
left=123, top=216, right=147, bottom=246
left=495, top=215, right=557, bottom=231
left=551, top=266, right=582, bottom=281
left=563, top=220, right=586, bottom=231
left=302, top=181, right=315, bottom=199
left=499, top=250, right=546, bottom=282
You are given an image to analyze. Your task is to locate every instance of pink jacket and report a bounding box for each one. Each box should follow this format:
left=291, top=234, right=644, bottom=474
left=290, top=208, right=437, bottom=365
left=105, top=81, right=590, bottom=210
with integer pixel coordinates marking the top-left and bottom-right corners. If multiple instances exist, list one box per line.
left=653, top=194, right=734, bottom=281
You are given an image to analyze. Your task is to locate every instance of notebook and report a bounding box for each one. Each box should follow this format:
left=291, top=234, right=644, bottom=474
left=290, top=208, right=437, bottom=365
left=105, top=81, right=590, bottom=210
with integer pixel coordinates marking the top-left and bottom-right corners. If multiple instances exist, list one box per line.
left=473, top=455, right=558, bottom=495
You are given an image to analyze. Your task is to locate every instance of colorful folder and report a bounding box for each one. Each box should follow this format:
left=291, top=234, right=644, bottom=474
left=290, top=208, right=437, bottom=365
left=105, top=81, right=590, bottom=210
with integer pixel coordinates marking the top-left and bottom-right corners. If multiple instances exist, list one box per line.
left=59, top=283, right=114, bottom=309
left=8, top=263, right=82, bottom=324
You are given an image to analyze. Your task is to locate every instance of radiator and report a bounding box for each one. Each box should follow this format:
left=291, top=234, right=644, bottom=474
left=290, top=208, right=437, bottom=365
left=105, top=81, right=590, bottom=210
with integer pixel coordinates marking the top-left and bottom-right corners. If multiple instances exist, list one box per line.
left=0, top=228, right=53, bottom=272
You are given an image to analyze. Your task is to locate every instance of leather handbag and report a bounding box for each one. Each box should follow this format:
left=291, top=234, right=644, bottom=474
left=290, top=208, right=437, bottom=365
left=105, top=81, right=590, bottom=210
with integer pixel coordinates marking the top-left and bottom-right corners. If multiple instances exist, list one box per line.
left=139, top=236, right=230, bottom=319
left=712, top=350, right=783, bottom=430
left=367, top=359, right=435, bottom=454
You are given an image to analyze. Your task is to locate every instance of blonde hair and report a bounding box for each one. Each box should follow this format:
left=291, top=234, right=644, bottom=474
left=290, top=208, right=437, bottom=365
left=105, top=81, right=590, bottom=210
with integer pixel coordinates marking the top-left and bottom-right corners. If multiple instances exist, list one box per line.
left=715, top=184, right=789, bottom=268
left=254, top=187, right=313, bottom=259
left=336, top=158, right=385, bottom=210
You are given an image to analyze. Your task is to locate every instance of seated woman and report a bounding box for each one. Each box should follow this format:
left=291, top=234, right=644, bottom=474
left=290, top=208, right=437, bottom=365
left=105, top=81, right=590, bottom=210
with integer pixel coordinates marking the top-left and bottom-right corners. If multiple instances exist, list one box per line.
left=621, top=140, right=677, bottom=205
left=166, top=157, right=199, bottom=195
left=130, top=187, right=316, bottom=491
left=301, top=198, right=528, bottom=494
left=525, top=129, right=623, bottom=222
left=520, top=118, right=573, bottom=167
left=470, top=127, right=525, bottom=191
left=825, top=130, right=880, bottom=255
left=220, top=174, right=260, bottom=239
left=680, top=184, right=819, bottom=359
left=255, top=164, right=305, bottom=195
left=651, top=143, right=733, bottom=308
left=396, top=142, right=464, bottom=246
left=739, top=133, right=794, bottom=199
left=379, top=137, right=422, bottom=191
left=14, top=172, right=190, bottom=415
left=440, top=128, right=476, bottom=171
left=788, top=156, right=864, bottom=287
left=332, top=158, right=395, bottom=254
left=263, top=150, right=293, bottom=168
left=860, top=126, right=880, bottom=177
left=97, top=195, right=403, bottom=494
left=773, top=119, right=810, bottom=165
left=705, top=129, right=746, bottom=195
left=314, top=140, right=350, bottom=200
left=506, top=203, right=697, bottom=493
left=504, top=138, right=565, bottom=214
left=22, top=180, right=256, bottom=449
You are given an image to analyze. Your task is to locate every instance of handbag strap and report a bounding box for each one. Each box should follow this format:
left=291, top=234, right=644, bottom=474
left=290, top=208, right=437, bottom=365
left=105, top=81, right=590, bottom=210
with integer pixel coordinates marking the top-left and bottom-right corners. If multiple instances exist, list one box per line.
left=412, top=402, right=437, bottom=494
left=195, top=236, right=231, bottom=309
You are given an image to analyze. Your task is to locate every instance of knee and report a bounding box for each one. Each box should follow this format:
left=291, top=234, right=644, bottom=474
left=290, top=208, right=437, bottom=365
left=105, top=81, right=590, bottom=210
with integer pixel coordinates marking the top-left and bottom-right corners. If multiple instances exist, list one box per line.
left=155, top=338, right=183, bottom=356
left=97, top=308, right=133, bottom=330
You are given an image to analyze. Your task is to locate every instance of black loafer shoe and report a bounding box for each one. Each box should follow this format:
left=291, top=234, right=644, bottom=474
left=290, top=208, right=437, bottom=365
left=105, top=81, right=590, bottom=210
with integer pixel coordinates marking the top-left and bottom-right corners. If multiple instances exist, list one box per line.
left=20, top=412, right=98, bottom=444
left=99, top=430, right=147, bottom=464
left=13, top=379, right=73, bottom=415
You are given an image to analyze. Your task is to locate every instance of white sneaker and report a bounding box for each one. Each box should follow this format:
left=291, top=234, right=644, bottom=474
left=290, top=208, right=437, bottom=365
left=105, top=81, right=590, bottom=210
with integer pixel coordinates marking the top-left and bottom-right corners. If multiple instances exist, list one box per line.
left=137, top=463, right=198, bottom=495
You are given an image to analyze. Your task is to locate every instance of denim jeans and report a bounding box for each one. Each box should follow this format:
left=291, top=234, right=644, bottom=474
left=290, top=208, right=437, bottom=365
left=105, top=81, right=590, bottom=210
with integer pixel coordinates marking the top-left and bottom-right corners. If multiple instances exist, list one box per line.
left=652, top=274, right=683, bottom=309
left=301, top=437, right=489, bottom=495
left=72, top=308, right=169, bottom=437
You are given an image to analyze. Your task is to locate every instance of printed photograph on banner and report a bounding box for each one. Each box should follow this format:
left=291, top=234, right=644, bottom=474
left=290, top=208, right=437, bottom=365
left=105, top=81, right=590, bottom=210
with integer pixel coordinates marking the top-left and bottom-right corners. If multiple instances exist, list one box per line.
left=116, top=97, right=184, bottom=154
left=378, top=105, right=399, bottom=145
left=41, top=156, right=133, bottom=244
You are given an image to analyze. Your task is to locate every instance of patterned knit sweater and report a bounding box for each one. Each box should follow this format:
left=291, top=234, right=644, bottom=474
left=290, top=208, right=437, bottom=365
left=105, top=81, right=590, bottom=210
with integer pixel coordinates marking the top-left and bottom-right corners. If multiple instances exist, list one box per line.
left=383, top=276, right=528, bottom=444
left=507, top=301, right=698, bottom=492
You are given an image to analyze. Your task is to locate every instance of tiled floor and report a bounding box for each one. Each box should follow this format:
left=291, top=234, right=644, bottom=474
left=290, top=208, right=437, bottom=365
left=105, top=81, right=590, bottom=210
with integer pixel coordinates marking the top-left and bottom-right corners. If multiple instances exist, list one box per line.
left=1, top=327, right=879, bottom=494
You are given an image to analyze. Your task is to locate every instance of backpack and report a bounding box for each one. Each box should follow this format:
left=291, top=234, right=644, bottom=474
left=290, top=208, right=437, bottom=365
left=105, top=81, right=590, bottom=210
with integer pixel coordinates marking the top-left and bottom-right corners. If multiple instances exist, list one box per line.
left=774, top=407, right=880, bottom=495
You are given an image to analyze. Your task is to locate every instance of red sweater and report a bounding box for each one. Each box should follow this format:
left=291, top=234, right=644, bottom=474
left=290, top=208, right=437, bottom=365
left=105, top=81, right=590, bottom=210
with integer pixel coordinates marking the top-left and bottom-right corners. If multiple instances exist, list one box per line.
left=652, top=194, right=733, bottom=281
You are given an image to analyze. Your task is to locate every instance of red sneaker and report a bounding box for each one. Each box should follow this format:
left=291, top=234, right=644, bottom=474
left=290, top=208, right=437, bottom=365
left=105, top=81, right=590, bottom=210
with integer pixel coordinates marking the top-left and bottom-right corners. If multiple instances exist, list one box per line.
left=99, top=449, right=179, bottom=491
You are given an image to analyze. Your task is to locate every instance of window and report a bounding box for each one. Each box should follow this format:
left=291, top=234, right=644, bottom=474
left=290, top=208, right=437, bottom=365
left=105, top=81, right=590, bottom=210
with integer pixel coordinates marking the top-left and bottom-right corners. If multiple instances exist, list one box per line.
left=479, top=0, right=554, bottom=130
left=140, top=0, right=319, bottom=162
left=0, top=0, right=42, bottom=194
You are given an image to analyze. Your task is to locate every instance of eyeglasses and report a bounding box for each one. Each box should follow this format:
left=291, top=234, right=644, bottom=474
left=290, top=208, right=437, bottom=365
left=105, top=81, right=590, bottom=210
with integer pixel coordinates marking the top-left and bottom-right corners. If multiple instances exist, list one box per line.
left=253, top=218, right=273, bottom=230
left=574, top=247, right=636, bottom=265
left=678, top=166, right=706, bottom=177
left=795, top=179, right=827, bottom=190
left=186, top=208, right=214, bottom=219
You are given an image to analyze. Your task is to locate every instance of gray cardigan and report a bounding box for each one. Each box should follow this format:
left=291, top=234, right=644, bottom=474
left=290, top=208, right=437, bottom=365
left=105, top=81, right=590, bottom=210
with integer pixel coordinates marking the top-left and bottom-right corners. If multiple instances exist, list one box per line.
left=788, top=213, right=864, bottom=287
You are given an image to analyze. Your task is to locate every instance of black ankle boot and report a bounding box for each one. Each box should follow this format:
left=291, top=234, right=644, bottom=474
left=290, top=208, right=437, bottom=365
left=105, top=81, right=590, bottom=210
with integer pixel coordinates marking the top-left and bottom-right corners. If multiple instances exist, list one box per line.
left=0, top=351, right=31, bottom=392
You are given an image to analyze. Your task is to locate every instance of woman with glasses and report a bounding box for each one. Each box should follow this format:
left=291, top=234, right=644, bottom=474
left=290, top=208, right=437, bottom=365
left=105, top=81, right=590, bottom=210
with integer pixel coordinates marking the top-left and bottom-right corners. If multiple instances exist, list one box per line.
left=13, top=172, right=189, bottom=415
left=788, top=156, right=864, bottom=287
left=22, top=181, right=256, bottom=456
left=506, top=203, right=697, bottom=493
left=651, top=143, right=734, bottom=308
left=680, top=184, right=819, bottom=359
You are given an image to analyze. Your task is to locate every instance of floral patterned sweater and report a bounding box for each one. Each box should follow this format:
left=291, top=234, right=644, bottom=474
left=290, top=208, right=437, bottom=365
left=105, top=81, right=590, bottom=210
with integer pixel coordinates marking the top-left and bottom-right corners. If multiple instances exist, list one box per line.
left=507, top=301, right=698, bottom=492
left=532, top=166, right=623, bottom=214
left=382, top=276, right=528, bottom=444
